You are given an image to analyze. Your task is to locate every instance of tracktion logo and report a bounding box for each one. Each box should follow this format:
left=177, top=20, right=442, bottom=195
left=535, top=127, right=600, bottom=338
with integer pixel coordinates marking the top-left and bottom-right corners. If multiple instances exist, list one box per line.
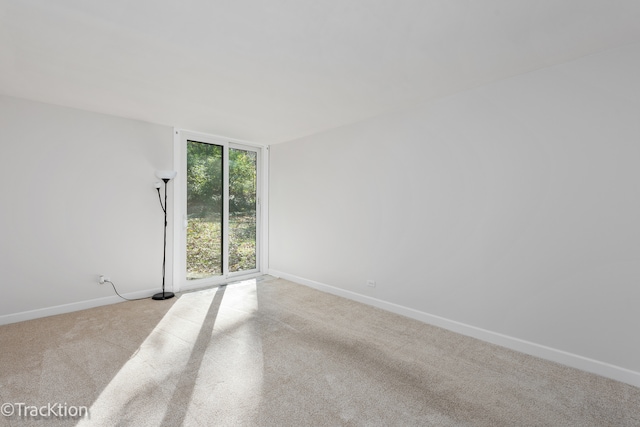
left=1, top=402, right=89, bottom=419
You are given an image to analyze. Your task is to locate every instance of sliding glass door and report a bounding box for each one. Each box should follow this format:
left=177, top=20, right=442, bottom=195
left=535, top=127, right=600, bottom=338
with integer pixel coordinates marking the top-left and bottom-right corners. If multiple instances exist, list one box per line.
left=176, top=131, right=261, bottom=289
left=186, top=140, right=223, bottom=280
left=229, top=147, right=258, bottom=273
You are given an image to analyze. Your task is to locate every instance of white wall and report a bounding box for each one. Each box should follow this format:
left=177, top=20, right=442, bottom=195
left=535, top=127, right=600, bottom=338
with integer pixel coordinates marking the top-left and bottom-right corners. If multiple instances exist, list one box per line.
left=269, top=44, right=640, bottom=381
left=0, top=95, right=174, bottom=322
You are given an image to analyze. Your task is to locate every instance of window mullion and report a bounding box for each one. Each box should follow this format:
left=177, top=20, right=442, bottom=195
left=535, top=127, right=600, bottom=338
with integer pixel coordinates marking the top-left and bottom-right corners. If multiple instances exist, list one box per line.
left=222, top=143, right=230, bottom=278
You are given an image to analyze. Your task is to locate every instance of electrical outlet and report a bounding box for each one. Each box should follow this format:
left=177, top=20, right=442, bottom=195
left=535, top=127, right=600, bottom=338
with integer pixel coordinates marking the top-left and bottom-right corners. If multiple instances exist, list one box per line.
left=366, top=279, right=376, bottom=288
left=99, top=275, right=108, bottom=284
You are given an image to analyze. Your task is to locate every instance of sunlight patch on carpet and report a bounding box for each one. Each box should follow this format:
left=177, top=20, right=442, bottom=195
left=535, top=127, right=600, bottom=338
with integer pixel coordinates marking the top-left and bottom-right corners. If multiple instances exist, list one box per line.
left=77, top=280, right=263, bottom=425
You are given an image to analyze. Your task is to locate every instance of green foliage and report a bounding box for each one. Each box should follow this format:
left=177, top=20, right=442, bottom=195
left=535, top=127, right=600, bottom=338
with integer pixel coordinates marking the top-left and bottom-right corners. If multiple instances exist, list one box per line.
left=229, top=148, right=257, bottom=213
left=186, top=142, right=258, bottom=278
left=187, top=141, right=223, bottom=219
left=187, top=218, right=221, bottom=279
left=187, top=143, right=257, bottom=218
left=186, top=215, right=257, bottom=279
left=228, top=214, right=257, bottom=270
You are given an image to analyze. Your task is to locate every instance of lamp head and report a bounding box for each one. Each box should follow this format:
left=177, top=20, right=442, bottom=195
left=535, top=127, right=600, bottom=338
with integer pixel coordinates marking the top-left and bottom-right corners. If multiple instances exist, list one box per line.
left=156, top=170, right=177, bottom=182
left=154, top=181, right=162, bottom=189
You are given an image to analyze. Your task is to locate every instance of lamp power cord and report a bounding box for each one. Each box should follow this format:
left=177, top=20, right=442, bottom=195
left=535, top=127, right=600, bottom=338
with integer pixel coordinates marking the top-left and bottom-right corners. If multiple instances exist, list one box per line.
left=104, top=279, right=149, bottom=301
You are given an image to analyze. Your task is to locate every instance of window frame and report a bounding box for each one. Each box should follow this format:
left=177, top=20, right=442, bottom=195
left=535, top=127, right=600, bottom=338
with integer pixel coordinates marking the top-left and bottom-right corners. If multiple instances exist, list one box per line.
left=172, top=129, right=267, bottom=293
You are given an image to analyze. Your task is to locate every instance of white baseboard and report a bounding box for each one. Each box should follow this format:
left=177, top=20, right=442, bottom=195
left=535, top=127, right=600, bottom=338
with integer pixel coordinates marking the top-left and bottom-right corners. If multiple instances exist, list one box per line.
left=268, top=269, right=640, bottom=389
left=0, top=289, right=158, bottom=326
left=0, top=272, right=267, bottom=326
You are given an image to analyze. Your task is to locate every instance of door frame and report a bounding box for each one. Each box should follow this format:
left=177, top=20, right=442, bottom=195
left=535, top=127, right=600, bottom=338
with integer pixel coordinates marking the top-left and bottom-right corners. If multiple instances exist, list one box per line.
left=171, top=128, right=268, bottom=293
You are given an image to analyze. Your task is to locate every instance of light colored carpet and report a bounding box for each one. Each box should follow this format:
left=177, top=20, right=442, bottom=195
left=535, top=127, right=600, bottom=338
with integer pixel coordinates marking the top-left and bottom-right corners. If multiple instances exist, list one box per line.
left=0, top=276, right=639, bottom=426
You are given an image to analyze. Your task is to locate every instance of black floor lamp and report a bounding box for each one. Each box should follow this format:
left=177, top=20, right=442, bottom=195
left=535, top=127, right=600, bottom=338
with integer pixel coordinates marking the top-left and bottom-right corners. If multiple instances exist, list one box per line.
left=153, top=170, right=177, bottom=300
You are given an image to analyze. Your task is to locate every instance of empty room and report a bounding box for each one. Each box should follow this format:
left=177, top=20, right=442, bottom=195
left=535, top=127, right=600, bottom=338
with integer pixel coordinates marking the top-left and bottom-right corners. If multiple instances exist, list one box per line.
left=1, top=0, right=639, bottom=425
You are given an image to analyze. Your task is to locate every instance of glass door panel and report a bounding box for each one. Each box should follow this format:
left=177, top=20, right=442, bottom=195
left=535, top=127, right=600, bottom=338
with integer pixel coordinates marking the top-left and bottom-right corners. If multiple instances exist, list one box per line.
left=229, top=147, right=258, bottom=273
left=186, top=140, right=223, bottom=280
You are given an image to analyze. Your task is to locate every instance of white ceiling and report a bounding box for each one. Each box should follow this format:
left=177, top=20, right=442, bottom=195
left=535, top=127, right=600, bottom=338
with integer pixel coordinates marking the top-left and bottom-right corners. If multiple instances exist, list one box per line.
left=2, top=1, right=640, bottom=144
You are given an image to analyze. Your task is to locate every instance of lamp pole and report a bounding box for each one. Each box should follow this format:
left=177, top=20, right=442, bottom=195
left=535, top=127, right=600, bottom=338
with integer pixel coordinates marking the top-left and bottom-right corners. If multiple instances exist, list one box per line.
left=153, top=171, right=177, bottom=300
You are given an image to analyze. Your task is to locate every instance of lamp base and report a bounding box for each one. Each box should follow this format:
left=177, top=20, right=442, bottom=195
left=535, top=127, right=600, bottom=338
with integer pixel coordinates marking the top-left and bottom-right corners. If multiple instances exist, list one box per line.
left=152, top=291, right=175, bottom=300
